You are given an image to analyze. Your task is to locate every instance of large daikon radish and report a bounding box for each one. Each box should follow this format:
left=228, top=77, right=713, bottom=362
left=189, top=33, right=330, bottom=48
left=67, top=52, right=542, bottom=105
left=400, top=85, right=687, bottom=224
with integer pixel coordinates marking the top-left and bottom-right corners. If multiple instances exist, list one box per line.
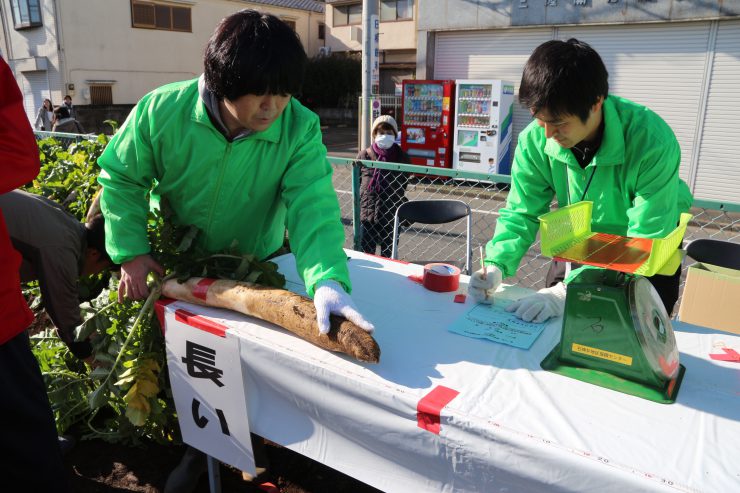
left=163, top=277, right=380, bottom=363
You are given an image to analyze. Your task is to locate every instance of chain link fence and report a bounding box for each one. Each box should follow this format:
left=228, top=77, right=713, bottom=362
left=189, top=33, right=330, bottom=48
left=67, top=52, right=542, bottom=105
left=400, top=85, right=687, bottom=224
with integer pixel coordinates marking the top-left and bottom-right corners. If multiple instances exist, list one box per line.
left=34, top=130, right=100, bottom=147
left=328, top=156, right=740, bottom=300
left=30, top=130, right=739, bottom=302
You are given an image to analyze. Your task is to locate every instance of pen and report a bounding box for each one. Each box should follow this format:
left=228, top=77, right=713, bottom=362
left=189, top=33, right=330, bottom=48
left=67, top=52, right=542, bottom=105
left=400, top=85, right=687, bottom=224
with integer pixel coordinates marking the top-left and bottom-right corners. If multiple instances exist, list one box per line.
left=479, top=245, right=487, bottom=280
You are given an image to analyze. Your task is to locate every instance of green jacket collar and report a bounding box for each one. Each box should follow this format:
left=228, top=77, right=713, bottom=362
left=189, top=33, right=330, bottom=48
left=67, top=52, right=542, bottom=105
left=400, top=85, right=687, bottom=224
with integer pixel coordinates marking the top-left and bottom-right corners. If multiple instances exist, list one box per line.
left=191, top=93, right=282, bottom=144
left=544, top=95, right=625, bottom=168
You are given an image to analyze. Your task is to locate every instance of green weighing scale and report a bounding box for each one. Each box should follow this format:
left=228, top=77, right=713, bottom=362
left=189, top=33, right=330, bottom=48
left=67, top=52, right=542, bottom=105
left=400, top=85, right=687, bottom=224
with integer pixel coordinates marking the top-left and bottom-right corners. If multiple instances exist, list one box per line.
left=537, top=202, right=692, bottom=403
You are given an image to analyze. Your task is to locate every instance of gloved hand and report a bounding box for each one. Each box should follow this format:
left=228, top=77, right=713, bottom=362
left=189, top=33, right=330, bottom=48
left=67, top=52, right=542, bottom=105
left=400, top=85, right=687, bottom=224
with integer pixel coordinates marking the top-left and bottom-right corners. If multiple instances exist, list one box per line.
left=506, top=282, right=567, bottom=323
left=313, top=280, right=375, bottom=335
left=468, top=265, right=503, bottom=304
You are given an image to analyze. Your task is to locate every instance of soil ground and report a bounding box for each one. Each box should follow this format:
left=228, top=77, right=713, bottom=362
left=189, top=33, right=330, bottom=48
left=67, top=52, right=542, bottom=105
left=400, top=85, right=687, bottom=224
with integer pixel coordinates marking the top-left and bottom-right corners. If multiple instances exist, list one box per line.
left=65, top=439, right=382, bottom=493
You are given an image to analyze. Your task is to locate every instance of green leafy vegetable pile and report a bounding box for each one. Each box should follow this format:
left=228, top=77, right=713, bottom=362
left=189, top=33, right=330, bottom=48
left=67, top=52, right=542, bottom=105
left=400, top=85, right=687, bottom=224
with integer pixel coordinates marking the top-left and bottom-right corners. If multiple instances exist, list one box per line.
left=23, top=135, right=285, bottom=445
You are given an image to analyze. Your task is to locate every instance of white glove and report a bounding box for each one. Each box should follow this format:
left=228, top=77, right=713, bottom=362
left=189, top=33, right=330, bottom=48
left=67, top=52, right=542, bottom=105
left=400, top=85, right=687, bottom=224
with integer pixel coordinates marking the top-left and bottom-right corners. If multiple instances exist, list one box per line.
left=313, top=280, right=375, bottom=335
left=506, top=282, right=567, bottom=323
left=468, top=265, right=503, bottom=304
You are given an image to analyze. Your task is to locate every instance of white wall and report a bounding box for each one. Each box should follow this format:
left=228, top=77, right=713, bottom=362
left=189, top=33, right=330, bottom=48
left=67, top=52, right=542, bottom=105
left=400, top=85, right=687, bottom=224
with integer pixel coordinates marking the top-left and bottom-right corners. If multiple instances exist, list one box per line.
left=57, top=0, right=323, bottom=105
left=0, top=0, right=63, bottom=120
left=325, top=3, right=415, bottom=53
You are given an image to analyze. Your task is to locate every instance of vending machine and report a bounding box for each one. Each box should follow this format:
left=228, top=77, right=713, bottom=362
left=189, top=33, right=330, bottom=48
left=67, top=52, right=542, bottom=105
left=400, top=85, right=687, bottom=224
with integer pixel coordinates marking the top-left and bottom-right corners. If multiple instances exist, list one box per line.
left=452, top=79, right=515, bottom=176
left=400, top=80, right=455, bottom=171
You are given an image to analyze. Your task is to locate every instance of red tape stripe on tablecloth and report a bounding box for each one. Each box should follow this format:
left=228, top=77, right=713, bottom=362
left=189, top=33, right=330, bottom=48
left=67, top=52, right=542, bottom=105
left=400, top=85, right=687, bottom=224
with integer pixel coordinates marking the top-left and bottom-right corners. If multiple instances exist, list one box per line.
left=175, top=309, right=227, bottom=338
left=155, top=298, right=176, bottom=334
left=417, top=385, right=459, bottom=434
left=709, top=348, right=740, bottom=362
left=193, top=278, right=216, bottom=301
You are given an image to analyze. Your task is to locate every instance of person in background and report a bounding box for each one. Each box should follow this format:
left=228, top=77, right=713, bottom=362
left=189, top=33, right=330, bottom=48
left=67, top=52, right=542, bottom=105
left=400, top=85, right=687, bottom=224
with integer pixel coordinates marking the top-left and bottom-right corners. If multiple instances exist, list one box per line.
left=469, top=39, right=693, bottom=322
left=0, top=55, right=71, bottom=493
left=357, top=115, right=411, bottom=258
left=63, top=94, right=76, bottom=119
left=0, top=190, right=115, bottom=363
left=52, top=105, right=85, bottom=133
left=35, top=98, right=54, bottom=130
left=96, top=10, right=374, bottom=490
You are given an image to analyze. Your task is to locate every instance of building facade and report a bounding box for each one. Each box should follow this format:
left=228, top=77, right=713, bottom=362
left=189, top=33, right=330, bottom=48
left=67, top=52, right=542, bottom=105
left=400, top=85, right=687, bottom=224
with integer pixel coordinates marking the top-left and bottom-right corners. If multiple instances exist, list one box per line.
left=325, top=0, right=416, bottom=94
left=0, top=0, right=325, bottom=126
left=417, top=0, right=740, bottom=202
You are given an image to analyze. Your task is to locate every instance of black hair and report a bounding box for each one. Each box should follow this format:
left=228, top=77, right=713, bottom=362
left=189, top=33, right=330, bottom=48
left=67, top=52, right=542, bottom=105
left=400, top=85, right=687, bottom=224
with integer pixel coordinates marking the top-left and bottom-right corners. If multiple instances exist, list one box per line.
left=204, top=9, right=308, bottom=100
left=85, top=214, right=114, bottom=265
left=519, top=38, right=609, bottom=123
left=54, top=105, right=70, bottom=119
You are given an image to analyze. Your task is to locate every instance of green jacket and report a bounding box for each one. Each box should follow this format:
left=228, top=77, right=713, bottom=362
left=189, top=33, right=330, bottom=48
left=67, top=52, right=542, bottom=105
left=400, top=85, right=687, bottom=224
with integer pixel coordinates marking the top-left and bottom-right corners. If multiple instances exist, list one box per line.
left=487, top=95, right=693, bottom=278
left=98, top=78, right=349, bottom=296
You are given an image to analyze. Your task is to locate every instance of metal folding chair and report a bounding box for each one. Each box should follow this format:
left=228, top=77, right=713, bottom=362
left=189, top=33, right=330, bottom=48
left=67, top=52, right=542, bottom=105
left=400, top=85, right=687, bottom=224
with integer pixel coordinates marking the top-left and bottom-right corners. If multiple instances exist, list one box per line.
left=390, top=199, right=472, bottom=274
left=686, top=238, right=740, bottom=270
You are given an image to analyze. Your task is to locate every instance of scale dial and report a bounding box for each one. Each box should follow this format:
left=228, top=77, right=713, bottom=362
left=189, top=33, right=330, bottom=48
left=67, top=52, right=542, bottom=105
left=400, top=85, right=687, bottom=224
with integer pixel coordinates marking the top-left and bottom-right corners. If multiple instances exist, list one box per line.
left=629, top=276, right=680, bottom=380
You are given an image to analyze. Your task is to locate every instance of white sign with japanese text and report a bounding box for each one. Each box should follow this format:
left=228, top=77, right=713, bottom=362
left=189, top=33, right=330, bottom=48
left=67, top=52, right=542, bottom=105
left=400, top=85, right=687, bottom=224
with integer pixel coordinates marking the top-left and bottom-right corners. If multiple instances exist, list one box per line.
left=370, top=14, right=379, bottom=95
left=165, top=306, right=255, bottom=474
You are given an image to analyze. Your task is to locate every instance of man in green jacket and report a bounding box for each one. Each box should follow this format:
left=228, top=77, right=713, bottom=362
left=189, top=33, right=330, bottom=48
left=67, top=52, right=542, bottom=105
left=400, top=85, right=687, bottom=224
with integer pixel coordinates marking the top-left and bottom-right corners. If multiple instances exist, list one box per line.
left=98, top=10, right=373, bottom=336
left=100, top=10, right=375, bottom=491
left=469, top=38, right=693, bottom=322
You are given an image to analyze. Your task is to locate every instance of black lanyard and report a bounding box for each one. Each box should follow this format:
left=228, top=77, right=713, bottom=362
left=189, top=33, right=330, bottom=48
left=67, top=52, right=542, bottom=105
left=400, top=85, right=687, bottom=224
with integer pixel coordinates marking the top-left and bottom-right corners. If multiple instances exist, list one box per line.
left=566, top=164, right=598, bottom=205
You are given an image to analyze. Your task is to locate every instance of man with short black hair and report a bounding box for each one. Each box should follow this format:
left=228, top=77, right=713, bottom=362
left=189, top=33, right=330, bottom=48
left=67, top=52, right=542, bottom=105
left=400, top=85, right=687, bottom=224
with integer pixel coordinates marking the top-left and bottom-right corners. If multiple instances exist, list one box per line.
left=98, top=10, right=375, bottom=491
left=63, top=94, right=76, bottom=119
left=98, top=9, right=373, bottom=337
left=0, top=190, right=114, bottom=362
left=469, top=38, right=693, bottom=321
left=52, top=104, right=85, bottom=133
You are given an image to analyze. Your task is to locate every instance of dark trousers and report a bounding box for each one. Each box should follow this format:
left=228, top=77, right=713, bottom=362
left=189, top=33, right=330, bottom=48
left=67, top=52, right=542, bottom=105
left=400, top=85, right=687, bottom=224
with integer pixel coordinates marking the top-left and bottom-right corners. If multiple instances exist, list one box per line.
left=546, top=260, right=682, bottom=316
left=0, top=330, right=70, bottom=492
left=361, top=219, right=395, bottom=258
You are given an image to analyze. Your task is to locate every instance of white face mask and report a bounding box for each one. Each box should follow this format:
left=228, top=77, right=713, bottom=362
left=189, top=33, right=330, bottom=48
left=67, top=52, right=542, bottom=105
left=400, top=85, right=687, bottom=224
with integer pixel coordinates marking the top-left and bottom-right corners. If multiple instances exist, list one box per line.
left=374, top=133, right=395, bottom=149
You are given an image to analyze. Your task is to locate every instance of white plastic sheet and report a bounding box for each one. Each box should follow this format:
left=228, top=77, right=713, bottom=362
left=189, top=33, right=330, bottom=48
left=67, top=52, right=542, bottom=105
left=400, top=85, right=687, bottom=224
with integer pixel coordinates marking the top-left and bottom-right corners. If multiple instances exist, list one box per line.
left=165, top=250, right=740, bottom=492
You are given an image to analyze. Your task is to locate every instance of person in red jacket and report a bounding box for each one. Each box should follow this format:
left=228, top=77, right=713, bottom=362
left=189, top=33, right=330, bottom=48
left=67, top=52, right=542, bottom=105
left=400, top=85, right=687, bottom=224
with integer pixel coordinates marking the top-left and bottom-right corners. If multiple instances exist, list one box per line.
left=0, top=56, right=71, bottom=492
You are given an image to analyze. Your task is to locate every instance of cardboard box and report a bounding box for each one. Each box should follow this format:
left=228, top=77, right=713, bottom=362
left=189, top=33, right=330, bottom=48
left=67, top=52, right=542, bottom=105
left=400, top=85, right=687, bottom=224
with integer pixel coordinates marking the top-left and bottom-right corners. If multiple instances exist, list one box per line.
left=678, top=263, right=740, bottom=334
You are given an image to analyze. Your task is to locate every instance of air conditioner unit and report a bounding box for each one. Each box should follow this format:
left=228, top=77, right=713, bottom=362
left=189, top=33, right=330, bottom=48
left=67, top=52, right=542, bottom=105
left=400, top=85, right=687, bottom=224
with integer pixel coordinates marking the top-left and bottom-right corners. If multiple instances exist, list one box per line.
left=350, top=26, right=362, bottom=43
left=318, top=46, right=332, bottom=57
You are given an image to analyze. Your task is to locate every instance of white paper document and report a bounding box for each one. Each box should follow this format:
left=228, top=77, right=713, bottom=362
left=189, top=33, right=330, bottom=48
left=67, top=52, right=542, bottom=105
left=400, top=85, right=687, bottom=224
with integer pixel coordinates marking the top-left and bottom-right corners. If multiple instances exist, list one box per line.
left=448, top=299, right=547, bottom=349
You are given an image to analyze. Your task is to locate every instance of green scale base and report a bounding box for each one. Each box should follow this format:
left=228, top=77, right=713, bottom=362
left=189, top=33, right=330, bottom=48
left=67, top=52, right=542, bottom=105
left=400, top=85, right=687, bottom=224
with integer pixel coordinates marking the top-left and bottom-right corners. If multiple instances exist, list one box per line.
left=541, top=346, right=685, bottom=404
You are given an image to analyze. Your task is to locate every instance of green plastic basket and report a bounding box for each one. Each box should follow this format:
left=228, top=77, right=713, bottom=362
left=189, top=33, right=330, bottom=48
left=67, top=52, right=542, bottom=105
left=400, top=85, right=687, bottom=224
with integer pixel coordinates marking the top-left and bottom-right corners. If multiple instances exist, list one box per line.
left=538, top=202, right=691, bottom=277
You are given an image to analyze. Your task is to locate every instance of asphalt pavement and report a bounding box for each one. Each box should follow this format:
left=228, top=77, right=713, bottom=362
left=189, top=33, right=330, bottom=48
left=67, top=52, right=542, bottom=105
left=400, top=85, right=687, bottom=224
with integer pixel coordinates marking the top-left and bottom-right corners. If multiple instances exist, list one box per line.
left=322, top=124, right=358, bottom=158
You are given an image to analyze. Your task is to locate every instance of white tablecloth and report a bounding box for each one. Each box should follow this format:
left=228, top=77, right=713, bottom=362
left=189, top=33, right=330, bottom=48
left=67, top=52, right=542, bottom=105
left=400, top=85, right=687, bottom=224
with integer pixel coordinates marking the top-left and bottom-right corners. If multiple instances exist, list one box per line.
left=164, top=250, right=740, bottom=493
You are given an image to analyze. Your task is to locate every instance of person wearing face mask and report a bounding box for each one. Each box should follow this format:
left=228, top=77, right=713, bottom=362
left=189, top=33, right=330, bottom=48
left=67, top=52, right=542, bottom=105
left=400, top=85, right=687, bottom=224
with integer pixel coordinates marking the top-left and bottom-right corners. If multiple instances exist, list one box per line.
left=356, top=115, right=411, bottom=258
left=469, top=39, right=693, bottom=322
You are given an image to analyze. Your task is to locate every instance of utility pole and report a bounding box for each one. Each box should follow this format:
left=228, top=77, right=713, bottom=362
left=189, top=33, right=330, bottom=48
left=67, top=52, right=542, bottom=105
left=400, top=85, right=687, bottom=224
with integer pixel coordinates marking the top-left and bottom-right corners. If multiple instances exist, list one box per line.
left=360, top=0, right=379, bottom=150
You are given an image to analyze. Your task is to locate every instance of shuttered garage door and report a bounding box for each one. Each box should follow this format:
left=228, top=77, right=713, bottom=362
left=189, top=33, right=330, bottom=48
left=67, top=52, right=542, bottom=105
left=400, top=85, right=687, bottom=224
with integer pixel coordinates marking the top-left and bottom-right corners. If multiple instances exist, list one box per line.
left=693, top=20, right=740, bottom=203
left=434, top=21, right=740, bottom=203
left=434, top=28, right=551, bottom=151
left=21, top=71, right=49, bottom=126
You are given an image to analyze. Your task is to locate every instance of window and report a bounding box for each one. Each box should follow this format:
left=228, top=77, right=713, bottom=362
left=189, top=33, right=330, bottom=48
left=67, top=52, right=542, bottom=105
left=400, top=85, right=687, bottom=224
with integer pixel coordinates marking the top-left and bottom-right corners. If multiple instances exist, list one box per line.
left=334, top=3, right=362, bottom=27
left=131, top=1, right=192, bottom=32
left=282, top=19, right=296, bottom=31
left=90, top=85, right=113, bottom=105
left=10, top=0, right=42, bottom=29
left=380, top=0, right=414, bottom=22
left=318, top=22, right=325, bottom=40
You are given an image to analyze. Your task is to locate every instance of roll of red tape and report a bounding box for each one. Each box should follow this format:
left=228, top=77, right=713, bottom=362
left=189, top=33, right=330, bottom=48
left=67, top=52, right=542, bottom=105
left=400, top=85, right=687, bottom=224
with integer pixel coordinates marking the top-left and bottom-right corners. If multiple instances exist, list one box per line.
left=422, top=263, right=460, bottom=292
